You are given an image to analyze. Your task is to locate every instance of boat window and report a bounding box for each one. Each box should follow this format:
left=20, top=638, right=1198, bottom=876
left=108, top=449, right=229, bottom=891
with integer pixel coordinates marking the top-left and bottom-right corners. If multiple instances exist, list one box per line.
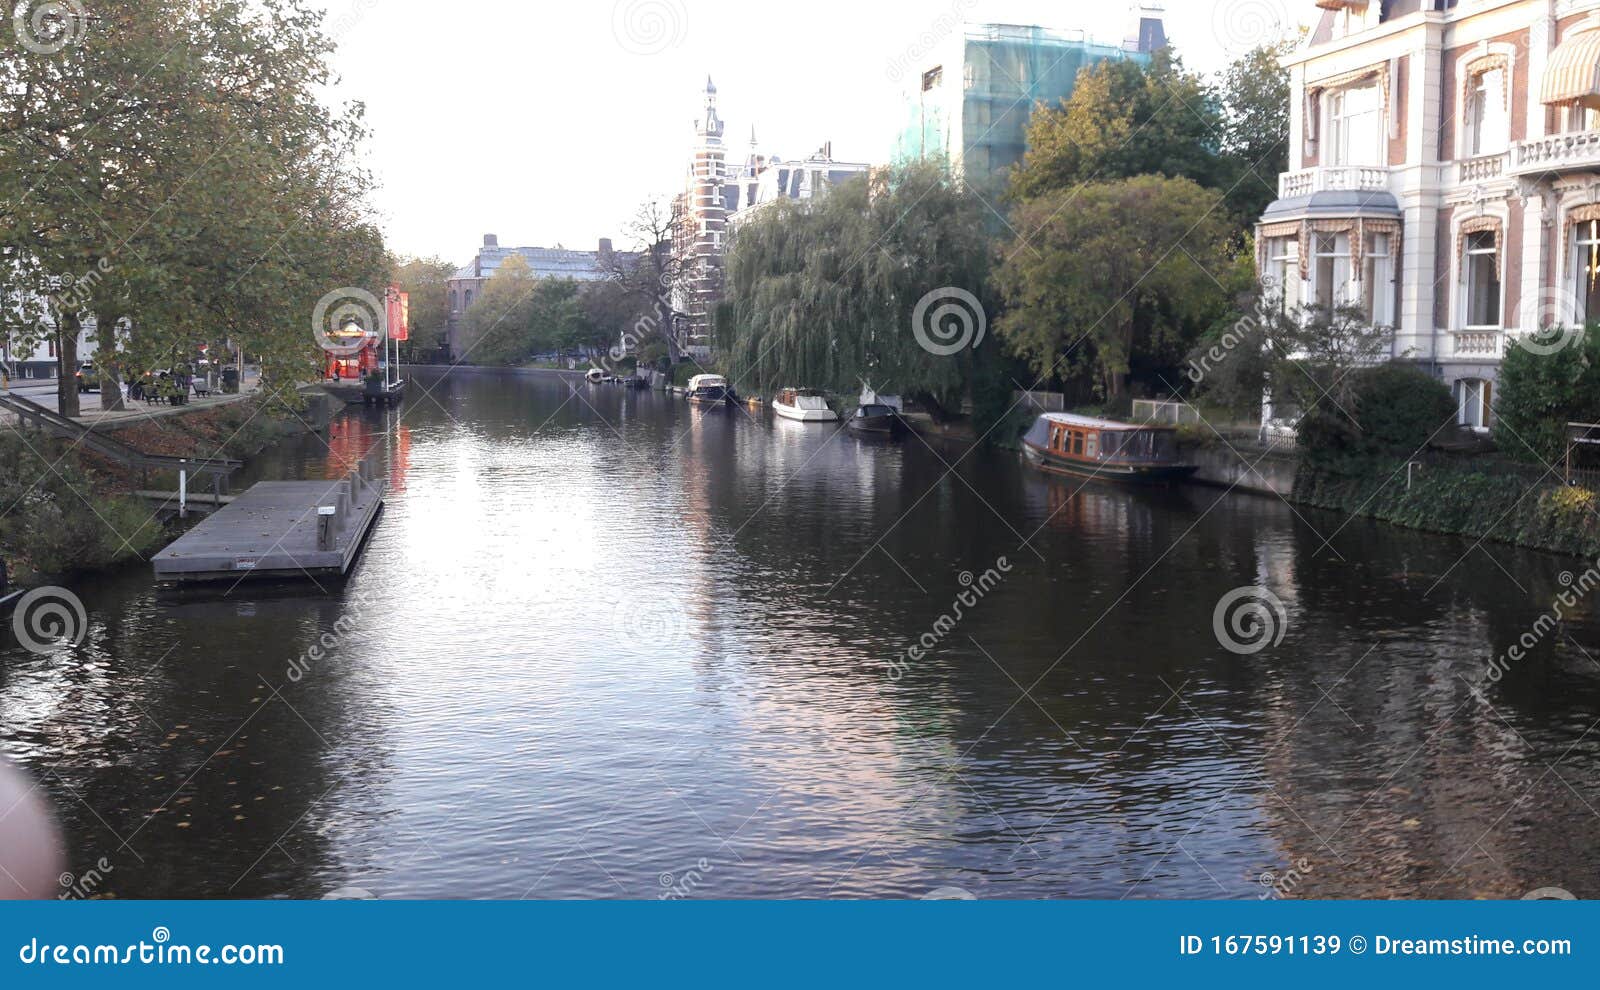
left=1085, top=433, right=1098, bottom=459
left=1071, top=431, right=1084, bottom=456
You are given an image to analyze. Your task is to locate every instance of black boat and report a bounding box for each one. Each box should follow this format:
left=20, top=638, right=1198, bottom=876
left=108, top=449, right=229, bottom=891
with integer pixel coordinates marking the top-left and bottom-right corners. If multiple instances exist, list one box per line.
left=1021, top=413, right=1197, bottom=485
left=847, top=403, right=904, bottom=438
left=687, top=374, right=738, bottom=406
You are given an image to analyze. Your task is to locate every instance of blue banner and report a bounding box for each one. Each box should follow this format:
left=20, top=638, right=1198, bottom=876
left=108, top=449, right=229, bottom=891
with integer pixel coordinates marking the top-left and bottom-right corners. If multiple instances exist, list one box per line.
left=0, top=900, right=1592, bottom=986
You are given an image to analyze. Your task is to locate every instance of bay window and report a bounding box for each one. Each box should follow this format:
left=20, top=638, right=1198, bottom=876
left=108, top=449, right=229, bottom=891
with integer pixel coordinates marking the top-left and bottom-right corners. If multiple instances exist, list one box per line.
left=1362, top=233, right=1393, bottom=326
left=1265, top=237, right=1301, bottom=313
left=1313, top=232, right=1352, bottom=310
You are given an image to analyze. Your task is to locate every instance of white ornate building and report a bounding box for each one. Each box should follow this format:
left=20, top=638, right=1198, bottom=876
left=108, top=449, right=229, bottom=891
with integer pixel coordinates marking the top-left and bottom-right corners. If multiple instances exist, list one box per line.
left=1258, top=0, right=1600, bottom=429
left=671, top=78, right=870, bottom=359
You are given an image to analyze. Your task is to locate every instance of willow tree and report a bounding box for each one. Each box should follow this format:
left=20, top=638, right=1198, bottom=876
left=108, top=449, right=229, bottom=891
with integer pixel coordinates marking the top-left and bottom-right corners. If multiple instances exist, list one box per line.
left=715, top=161, right=993, bottom=411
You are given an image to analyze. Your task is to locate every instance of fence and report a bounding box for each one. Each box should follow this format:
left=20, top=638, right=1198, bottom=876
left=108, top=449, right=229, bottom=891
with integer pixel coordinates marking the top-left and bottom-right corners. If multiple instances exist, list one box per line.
left=1131, top=399, right=1202, bottom=426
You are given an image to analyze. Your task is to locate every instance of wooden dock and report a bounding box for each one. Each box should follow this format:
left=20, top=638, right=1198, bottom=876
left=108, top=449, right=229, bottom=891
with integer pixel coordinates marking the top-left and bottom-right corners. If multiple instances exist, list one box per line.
left=152, top=462, right=384, bottom=584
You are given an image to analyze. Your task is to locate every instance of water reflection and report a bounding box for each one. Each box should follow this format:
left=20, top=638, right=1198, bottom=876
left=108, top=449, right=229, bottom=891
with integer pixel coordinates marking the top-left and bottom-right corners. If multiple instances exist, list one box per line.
left=1, top=370, right=1597, bottom=899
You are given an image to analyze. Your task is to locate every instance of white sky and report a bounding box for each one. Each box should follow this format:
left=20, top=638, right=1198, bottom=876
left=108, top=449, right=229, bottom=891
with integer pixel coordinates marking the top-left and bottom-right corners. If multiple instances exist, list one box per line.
left=318, top=0, right=1306, bottom=263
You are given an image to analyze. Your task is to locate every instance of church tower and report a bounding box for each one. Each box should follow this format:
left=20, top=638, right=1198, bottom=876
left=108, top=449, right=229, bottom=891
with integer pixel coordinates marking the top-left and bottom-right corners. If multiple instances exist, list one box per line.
left=678, top=76, right=727, bottom=358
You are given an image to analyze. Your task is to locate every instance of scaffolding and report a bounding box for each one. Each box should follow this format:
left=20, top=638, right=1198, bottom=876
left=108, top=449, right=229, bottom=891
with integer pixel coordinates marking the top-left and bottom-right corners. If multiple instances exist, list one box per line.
left=895, top=24, right=1148, bottom=190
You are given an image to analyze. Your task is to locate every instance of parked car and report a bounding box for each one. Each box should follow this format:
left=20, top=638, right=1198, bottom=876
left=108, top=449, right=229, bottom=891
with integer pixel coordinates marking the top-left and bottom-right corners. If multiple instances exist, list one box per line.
left=75, top=362, right=100, bottom=393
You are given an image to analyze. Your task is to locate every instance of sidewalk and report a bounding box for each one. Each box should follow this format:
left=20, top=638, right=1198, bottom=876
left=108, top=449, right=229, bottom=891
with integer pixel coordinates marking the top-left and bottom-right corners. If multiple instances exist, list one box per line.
left=1, top=372, right=264, bottom=432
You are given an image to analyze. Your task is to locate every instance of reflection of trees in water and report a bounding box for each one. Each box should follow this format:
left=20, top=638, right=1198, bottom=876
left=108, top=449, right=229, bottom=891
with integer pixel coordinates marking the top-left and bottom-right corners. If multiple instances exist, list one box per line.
left=1246, top=517, right=1600, bottom=898
left=0, top=582, right=392, bottom=898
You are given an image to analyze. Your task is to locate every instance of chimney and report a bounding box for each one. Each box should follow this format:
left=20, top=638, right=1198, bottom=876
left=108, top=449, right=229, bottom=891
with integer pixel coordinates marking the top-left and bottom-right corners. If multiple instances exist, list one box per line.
left=484, top=234, right=499, bottom=248
left=598, top=238, right=614, bottom=256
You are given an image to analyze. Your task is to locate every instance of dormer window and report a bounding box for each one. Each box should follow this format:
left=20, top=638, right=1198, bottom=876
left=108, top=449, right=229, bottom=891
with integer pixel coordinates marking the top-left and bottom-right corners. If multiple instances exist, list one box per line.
left=1320, top=0, right=1374, bottom=38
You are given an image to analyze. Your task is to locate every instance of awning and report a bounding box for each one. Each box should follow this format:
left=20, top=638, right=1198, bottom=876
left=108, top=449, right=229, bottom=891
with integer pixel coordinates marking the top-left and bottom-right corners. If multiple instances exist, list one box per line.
left=1542, top=28, right=1600, bottom=108
left=1315, top=0, right=1367, bottom=9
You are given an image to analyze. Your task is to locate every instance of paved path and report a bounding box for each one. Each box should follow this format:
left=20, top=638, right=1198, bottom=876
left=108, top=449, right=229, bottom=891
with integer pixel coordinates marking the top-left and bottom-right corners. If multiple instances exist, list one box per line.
left=1, top=372, right=263, bottom=431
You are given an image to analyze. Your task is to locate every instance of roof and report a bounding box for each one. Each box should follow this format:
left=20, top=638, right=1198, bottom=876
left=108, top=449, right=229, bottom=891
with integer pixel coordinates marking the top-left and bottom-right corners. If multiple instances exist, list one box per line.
left=1260, top=189, right=1403, bottom=223
left=1036, top=413, right=1176, bottom=432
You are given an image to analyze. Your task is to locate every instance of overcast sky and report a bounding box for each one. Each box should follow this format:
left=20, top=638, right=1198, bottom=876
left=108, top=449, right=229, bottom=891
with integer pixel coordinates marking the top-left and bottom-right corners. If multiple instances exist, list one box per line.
left=319, top=0, right=1305, bottom=263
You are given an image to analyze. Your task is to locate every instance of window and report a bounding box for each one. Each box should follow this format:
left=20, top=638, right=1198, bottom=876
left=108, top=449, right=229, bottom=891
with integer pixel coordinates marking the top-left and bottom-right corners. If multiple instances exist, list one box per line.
left=1313, top=232, right=1352, bottom=310
left=464, top=289, right=473, bottom=309
left=1455, top=379, right=1492, bottom=430
left=1578, top=220, right=1600, bottom=325
left=1465, top=69, right=1508, bottom=156
left=922, top=66, right=942, bottom=92
left=1266, top=237, right=1302, bottom=313
left=1071, top=431, right=1084, bottom=455
left=1327, top=84, right=1383, bottom=165
left=1566, top=103, right=1597, bottom=134
left=448, top=289, right=457, bottom=313
left=1464, top=230, right=1501, bottom=328
left=1363, top=232, right=1394, bottom=325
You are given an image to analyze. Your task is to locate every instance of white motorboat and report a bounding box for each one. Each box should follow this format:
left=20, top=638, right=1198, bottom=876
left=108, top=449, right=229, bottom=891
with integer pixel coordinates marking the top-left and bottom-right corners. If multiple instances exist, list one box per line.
left=771, top=388, right=838, bottom=422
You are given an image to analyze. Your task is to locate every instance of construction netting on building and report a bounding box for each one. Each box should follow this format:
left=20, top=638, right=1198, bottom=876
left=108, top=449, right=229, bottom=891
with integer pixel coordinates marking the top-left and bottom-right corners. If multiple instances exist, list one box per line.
left=896, top=25, right=1147, bottom=192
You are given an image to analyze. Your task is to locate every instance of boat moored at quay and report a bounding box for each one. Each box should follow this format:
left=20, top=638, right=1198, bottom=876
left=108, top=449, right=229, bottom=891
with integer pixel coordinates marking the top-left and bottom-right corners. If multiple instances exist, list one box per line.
left=687, top=374, right=738, bottom=407
left=1021, top=413, right=1196, bottom=485
left=771, top=388, right=838, bottom=423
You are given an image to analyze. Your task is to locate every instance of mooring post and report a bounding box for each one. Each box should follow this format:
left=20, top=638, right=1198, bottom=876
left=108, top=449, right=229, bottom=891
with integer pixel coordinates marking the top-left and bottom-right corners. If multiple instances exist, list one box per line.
left=317, top=505, right=338, bottom=552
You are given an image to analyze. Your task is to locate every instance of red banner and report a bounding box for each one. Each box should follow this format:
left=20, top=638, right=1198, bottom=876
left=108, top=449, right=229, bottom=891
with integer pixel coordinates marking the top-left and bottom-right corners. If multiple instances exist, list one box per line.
left=386, top=286, right=410, bottom=342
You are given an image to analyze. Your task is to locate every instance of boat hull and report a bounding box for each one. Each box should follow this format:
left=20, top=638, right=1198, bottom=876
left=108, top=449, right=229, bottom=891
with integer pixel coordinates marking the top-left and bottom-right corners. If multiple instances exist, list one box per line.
left=1022, top=441, right=1196, bottom=485
left=847, top=414, right=903, bottom=438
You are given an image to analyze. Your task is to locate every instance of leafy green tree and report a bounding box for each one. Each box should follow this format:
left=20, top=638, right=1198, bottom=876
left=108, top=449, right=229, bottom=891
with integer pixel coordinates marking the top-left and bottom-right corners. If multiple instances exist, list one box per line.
left=393, top=257, right=456, bottom=361
left=461, top=256, right=535, bottom=362
left=1495, top=327, right=1600, bottom=464
left=0, top=0, right=386, bottom=415
left=1218, top=42, right=1294, bottom=224
left=996, top=175, right=1233, bottom=403
left=715, top=161, right=993, bottom=412
left=1008, top=51, right=1224, bottom=203
left=1297, top=363, right=1455, bottom=465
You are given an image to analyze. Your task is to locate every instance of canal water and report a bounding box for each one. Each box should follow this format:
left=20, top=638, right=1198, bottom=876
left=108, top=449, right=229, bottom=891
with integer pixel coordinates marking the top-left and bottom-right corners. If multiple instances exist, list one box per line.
left=3, top=369, right=1599, bottom=899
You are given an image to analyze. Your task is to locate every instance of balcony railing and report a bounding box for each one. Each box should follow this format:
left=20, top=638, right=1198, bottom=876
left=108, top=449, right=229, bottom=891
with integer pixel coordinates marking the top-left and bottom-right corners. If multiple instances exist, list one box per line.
left=1450, top=331, right=1504, bottom=359
left=1457, top=152, right=1508, bottom=183
left=1277, top=165, right=1390, bottom=199
left=1509, top=131, right=1600, bottom=176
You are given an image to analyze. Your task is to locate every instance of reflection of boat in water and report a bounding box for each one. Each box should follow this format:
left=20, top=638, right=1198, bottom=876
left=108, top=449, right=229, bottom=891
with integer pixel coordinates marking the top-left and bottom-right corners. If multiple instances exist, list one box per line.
left=1022, top=413, right=1196, bottom=484
left=687, top=374, right=738, bottom=407
left=772, top=388, right=838, bottom=422
left=847, top=403, right=904, bottom=438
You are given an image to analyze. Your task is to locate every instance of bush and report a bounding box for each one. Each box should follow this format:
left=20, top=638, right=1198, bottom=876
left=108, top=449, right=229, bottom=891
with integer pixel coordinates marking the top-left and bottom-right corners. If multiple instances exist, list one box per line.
left=0, top=433, right=163, bottom=578
left=1298, top=362, right=1454, bottom=465
left=1494, top=325, right=1600, bottom=463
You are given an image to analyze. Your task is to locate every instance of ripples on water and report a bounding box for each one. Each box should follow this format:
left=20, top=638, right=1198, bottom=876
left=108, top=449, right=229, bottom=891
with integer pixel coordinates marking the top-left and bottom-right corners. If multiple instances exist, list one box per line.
left=2, top=370, right=1599, bottom=899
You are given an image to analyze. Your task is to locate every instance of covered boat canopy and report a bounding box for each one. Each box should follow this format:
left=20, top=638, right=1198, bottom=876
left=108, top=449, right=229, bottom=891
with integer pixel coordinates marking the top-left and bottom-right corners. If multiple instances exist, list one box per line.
left=1023, top=413, right=1179, bottom=463
left=688, top=374, right=727, bottom=390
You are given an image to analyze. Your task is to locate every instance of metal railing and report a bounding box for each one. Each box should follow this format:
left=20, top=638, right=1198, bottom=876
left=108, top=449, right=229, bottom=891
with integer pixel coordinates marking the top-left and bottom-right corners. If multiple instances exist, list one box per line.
left=0, top=390, right=242, bottom=482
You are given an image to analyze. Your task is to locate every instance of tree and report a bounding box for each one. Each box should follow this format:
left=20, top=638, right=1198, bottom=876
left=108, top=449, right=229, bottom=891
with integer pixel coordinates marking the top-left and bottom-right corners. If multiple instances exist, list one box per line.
left=1495, top=327, right=1600, bottom=464
left=1008, top=50, right=1225, bottom=203
left=0, top=0, right=386, bottom=415
left=605, top=200, right=683, bottom=362
left=393, top=257, right=456, bottom=361
left=996, top=175, right=1233, bottom=404
left=1218, top=42, right=1295, bottom=224
left=715, top=161, right=993, bottom=411
left=460, top=255, right=535, bottom=362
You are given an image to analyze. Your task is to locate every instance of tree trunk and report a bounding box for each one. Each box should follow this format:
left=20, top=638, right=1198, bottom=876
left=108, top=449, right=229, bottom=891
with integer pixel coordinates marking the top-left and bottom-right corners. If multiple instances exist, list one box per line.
left=96, top=314, right=125, bottom=411
left=56, top=315, right=80, bottom=418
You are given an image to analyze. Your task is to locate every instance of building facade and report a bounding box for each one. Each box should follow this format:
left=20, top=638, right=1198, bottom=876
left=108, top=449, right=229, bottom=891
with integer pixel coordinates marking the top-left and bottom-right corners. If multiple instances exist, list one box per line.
left=893, top=14, right=1165, bottom=189
left=671, top=78, right=870, bottom=359
left=1258, top=0, right=1600, bottom=430
left=445, top=235, right=631, bottom=360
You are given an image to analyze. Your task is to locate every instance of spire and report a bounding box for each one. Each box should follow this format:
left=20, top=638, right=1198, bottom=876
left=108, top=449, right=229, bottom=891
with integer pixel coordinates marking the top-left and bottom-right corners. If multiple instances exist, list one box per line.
left=696, top=74, right=724, bottom=144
